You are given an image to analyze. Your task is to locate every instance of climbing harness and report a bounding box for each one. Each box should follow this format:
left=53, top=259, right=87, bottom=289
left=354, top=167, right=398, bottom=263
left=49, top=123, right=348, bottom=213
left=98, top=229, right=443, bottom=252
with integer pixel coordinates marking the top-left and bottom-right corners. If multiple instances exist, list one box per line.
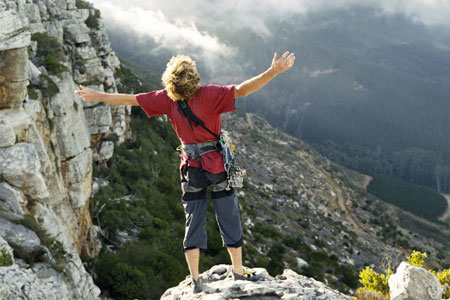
left=177, top=100, right=245, bottom=189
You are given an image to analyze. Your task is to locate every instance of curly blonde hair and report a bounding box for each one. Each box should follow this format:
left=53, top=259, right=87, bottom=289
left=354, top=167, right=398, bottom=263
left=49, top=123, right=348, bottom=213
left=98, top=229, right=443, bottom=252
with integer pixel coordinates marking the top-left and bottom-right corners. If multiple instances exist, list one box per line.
left=161, top=55, right=200, bottom=102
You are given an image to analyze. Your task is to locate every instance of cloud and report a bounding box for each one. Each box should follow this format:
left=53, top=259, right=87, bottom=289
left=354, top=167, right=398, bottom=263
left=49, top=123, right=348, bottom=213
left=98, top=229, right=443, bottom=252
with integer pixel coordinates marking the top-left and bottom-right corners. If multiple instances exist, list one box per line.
left=90, top=1, right=236, bottom=65
left=89, top=0, right=449, bottom=82
left=92, top=0, right=450, bottom=29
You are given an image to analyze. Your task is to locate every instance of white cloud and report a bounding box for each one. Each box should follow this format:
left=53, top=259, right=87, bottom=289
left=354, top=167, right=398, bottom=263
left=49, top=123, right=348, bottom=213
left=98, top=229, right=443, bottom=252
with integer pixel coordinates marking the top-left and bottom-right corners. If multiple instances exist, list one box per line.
left=92, top=0, right=450, bottom=38
left=90, top=1, right=236, bottom=63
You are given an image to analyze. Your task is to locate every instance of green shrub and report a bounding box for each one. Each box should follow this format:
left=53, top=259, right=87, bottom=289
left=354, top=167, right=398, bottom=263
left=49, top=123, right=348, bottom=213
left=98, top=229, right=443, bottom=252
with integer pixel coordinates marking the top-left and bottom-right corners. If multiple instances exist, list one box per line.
left=266, top=244, right=285, bottom=276
left=85, top=9, right=101, bottom=29
left=27, top=88, right=39, bottom=100
left=337, top=264, right=359, bottom=289
left=0, top=248, right=13, bottom=267
left=43, top=55, right=68, bottom=75
left=76, top=0, right=101, bottom=30
left=75, top=0, right=90, bottom=9
left=31, top=32, right=67, bottom=77
left=39, top=75, right=60, bottom=98
left=96, top=257, right=148, bottom=299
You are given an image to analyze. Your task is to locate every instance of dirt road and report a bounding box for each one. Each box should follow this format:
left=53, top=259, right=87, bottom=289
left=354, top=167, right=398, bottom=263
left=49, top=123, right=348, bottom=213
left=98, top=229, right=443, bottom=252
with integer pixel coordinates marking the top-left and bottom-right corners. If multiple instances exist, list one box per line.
left=438, top=194, right=450, bottom=222
left=300, top=152, right=371, bottom=238
left=361, top=175, right=373, bottom=190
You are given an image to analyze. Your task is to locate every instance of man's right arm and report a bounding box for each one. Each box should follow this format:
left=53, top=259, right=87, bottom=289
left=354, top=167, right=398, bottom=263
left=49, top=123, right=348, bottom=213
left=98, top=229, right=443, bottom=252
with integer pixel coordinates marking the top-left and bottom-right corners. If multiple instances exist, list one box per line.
left=75, top=85, right=139, bottom=106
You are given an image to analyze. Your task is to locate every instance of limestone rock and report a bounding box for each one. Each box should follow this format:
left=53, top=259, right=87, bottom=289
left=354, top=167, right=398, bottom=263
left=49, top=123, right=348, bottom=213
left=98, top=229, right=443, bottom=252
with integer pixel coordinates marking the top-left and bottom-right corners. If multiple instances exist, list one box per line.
left=25, top=122, right=52, bottom=172
left=93, top=140, right=114, bottom=162
left=0, top=118, right=15, bottom=147
left=161, top=265, right=353, bottom=300
left=64, top=22, right=90, bottom=44
left=0, top=46, right=28, bottom=82
left=296, top=257, right=309, bottom=269
left=75, top=45, right=97, bottom=60
left=389, top=262, right=443, bottom=300
left=0, top=263, right=72, bottom=299
left=24, top=2, right=41, bottom=24
left=44, top=20, right=64, bottom=42
left=61, top=148, right=93, bottom=208
left=0, top=143, right=49, bottom=201
left=27, top=59, right=41, bottom=84
left=23, top=99, right=42, bottom=121
left=75, top=57, right=105, bottom=82
left=0, top=109, right=32, bottom=141
left=31, top=203, right=64, bottom=239
left=0, top=48, right=29, bottom=108
left=50, top=72, right=90, bottom=159
left=0, top=217, right=41, bottom=259
left=0, top=9, right=30, bottom=51
left=84, top=104, right=112, bottom=134
left=0, top=182, right=25, bottom=215
left=0, top=0, right=128, bottom=298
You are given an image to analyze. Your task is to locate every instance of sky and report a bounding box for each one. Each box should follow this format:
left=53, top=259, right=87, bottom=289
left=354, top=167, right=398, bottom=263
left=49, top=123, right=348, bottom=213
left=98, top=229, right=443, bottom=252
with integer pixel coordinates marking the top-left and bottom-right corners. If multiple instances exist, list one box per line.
left=89, top=0, right=450, bottom=75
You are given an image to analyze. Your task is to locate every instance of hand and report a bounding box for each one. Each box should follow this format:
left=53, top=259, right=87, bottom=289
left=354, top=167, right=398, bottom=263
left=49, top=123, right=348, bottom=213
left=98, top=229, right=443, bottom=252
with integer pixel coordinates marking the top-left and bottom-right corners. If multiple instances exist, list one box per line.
left=270, top=51, right=295, bottom=75
left=74, top=85, right=99, bottom=102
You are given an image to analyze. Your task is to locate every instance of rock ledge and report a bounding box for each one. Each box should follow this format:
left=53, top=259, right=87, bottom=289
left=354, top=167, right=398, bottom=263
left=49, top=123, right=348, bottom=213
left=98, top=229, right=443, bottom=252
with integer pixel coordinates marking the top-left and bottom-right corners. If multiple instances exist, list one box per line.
left=161, top=264, right=352, bottom=300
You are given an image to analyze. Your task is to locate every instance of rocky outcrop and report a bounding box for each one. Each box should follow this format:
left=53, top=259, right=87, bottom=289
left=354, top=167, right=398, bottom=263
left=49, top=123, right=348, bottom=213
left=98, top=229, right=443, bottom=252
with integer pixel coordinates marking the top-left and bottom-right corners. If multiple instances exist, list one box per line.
left=0, top=9, right=30, bottom=108
left=389, top=262, right=443, bottom=300
left=0, top=0, right=131, bottom=299
left=161, top=265, right=353, bottom=300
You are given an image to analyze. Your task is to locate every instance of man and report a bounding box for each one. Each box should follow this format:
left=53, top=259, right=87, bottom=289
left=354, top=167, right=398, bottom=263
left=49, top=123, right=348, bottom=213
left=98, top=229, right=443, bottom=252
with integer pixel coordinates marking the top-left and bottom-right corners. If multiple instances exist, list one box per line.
left=75, top=51, right=295, bottom=293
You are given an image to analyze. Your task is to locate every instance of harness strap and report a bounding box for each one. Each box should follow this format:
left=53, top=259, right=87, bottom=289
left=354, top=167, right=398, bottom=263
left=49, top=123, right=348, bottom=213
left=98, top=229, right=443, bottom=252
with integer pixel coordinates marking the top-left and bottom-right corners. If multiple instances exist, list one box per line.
left=180, top=141, right=220, bottom=158
left=178, top=141, right=220, bottom=171
left=177, top=100, right=220, bottom=139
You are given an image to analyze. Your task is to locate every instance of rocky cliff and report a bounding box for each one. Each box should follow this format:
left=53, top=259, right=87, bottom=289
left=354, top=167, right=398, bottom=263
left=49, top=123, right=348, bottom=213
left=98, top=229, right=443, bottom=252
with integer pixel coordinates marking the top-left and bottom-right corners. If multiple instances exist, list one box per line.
left=0, top=0, right=130, bottom=298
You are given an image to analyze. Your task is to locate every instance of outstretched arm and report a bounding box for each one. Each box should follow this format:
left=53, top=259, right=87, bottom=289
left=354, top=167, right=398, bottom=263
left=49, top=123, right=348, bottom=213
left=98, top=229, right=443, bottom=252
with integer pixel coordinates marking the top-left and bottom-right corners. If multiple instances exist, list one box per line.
left=75, top=85, right=139, bottom=106
left=234, top=51, right=295, bottom=98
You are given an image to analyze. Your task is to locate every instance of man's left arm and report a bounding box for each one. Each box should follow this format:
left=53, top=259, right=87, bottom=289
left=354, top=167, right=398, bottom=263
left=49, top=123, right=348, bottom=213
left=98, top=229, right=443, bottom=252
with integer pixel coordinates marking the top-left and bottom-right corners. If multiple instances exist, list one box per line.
left=234, top=51, right=295, bottom=98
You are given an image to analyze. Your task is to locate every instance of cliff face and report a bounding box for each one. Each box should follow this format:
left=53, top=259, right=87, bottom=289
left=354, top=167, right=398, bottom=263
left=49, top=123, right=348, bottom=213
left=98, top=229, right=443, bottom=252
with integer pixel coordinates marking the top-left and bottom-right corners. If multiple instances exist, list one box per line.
left=0, top=0, right=129, bottom=298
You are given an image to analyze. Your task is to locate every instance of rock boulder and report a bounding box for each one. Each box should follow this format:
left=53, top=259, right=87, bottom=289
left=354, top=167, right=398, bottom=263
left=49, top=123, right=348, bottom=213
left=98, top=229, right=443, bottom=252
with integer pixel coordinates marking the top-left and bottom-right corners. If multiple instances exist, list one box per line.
left=389, top=262, right=443, bottom=300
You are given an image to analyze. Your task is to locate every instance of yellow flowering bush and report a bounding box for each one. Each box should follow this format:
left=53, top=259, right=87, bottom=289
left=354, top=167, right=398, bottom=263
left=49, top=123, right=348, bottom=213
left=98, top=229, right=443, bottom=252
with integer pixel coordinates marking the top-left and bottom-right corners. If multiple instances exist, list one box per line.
left=357, top=266, right=392, bottom=295
left=407, top=250, right=427, bottom=267
left=431, top=269, right=450, bottom=299
left=356, top=250, right=449, bottom=300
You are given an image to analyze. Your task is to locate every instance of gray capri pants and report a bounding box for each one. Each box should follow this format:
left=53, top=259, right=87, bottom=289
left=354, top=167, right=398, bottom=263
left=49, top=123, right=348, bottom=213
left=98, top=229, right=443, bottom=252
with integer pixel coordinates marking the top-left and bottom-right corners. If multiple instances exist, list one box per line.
left=181, top=168, right=243, bottom=251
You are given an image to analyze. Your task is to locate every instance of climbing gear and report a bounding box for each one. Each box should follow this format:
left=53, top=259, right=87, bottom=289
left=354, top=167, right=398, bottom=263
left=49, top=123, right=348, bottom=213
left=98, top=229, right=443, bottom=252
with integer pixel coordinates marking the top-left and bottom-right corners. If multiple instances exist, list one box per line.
left=177, top=100, right=246, bottom=189
left=233, top=268, right=259, bottom=281
left=219, top=130, right=246, bottom=189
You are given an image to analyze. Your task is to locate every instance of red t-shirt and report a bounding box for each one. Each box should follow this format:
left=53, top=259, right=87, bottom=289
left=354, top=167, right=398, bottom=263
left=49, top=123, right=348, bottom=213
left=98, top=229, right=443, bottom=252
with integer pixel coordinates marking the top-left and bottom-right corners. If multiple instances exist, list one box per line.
left=136, top=84, right=236, bottom=174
